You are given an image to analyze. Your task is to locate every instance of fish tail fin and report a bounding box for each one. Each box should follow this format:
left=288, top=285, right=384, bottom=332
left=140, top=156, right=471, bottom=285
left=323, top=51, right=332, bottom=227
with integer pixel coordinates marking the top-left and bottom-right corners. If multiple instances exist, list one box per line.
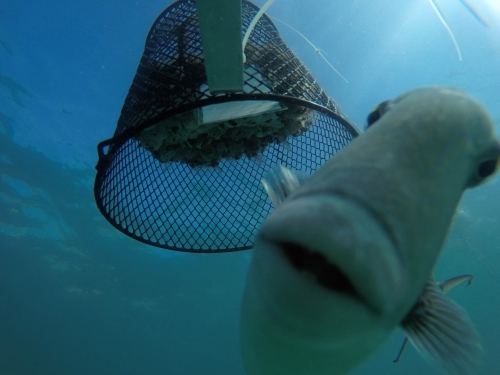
left=401, top=279, right=482, bottom=374
left=261, top=164, right=308, bottom=207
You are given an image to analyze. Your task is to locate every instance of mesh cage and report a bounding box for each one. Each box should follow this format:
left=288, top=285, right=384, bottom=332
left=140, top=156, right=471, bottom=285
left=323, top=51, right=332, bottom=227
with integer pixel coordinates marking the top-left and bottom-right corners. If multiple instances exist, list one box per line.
left=94, top=0, right=359, bottom=253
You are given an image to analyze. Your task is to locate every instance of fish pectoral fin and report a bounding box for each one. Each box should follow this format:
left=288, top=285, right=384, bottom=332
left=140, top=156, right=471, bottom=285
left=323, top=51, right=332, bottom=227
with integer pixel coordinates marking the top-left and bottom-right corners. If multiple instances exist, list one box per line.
left=401, top=279, right=482, bottom=375
left=261, top=164, right=309, bottom=207
left=437, top=274, right=474, bottom=294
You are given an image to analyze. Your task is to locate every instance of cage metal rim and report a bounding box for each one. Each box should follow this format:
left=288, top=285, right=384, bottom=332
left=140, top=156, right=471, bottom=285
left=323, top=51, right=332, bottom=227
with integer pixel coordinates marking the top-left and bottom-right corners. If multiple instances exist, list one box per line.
left=95, top=93, right=358, bottom=170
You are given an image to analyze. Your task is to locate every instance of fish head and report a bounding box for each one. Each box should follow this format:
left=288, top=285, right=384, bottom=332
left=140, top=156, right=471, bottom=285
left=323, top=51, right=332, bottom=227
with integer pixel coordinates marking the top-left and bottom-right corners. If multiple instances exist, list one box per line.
left=241, top=194, right=404, bottom=375
left=240, top=87, right=500, bottom=375
left=361, top=87, right=500, bottom=296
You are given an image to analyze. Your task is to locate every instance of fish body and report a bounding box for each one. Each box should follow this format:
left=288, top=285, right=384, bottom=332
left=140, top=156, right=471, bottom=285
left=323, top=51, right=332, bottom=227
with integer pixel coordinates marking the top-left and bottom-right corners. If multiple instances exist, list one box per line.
left=240, top=87, right=500, bottom=375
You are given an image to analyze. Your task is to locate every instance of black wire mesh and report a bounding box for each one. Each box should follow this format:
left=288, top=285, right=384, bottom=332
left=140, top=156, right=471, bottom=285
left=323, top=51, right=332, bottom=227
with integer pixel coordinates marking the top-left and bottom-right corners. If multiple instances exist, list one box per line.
left=94, top=0, right=359, bottom=252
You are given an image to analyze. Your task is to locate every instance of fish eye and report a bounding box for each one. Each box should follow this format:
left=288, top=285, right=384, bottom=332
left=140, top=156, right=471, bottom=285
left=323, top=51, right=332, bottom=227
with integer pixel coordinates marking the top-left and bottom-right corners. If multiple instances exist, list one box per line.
left=366, top=110, right=381, bottom=127
left=476, top=159, right=498, bottom=180
left=366, top=100, right=390, bottom=128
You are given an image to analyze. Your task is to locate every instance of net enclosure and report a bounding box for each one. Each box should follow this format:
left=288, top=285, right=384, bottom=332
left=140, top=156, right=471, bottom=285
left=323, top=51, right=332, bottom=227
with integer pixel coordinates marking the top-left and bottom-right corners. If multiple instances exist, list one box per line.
left=93, top=0, right=359, bottom=253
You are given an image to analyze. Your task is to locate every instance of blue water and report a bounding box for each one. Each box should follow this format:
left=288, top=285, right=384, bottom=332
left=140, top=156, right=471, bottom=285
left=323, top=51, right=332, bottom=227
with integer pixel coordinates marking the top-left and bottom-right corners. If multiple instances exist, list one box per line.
left=1, top=0, right=500, bottom=374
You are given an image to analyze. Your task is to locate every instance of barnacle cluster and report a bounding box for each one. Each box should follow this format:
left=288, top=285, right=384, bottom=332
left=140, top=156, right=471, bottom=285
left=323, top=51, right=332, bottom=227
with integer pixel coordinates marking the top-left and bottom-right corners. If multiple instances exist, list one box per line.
left=134, top=102, right=311, bottom=167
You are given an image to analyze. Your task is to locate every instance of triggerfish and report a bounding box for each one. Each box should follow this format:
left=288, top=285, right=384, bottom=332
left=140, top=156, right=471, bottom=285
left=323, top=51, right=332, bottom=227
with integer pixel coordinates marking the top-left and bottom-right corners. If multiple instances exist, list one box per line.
left=240, top=87, right=500, bottom=375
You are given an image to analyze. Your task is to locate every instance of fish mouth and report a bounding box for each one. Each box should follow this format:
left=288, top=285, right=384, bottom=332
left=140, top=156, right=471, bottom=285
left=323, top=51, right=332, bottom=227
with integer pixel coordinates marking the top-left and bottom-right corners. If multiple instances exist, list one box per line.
left=279, top=242, right=360, bottom=298
left=257, top=194, right=404, bottom=316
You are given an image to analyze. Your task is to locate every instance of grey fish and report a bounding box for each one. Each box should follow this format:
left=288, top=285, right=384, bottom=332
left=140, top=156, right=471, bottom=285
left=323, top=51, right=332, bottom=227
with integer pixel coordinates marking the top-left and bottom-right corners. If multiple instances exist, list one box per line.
left=240, top=87, right=500, bottom=375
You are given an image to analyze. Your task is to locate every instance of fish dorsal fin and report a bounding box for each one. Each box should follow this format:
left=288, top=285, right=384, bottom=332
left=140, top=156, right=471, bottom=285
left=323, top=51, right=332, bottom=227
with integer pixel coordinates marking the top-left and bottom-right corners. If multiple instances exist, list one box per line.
left=261, top=164, right=309, bottom=207
left=401, top=279, right=482, bottom=375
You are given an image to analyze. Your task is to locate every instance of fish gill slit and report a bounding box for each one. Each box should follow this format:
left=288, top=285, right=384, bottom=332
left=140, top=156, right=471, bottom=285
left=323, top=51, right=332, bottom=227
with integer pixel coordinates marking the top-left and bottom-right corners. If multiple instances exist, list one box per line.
left=279, top=242, right=359, bottom=297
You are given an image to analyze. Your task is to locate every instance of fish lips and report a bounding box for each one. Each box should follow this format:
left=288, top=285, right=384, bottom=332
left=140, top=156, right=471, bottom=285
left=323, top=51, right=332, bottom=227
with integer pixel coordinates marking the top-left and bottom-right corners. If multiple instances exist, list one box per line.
left=257, top=193, right=405, bottom=318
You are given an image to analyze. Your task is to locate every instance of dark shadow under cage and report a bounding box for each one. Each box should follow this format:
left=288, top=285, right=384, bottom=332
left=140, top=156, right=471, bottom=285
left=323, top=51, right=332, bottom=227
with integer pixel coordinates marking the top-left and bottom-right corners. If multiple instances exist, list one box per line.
left=94, top=0, right=359, bottom=252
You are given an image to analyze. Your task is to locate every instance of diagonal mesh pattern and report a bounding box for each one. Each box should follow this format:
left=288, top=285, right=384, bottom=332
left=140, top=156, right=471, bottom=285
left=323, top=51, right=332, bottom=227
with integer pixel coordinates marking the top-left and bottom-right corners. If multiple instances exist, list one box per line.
left=113, top=0, right=341, bottom=138
left=94, top=0, right=359, bottom=252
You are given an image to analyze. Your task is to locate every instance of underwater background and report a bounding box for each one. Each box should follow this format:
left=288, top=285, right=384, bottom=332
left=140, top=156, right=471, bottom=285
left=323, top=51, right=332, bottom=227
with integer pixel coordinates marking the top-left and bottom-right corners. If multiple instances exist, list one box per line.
left=1, top=0, right=500, bottom=374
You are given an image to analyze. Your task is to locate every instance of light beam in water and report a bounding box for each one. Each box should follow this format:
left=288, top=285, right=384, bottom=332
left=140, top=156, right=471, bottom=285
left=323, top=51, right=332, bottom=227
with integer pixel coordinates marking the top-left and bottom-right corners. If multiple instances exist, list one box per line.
left=271, top=16, right=349, bottom=84
left=428, top=0, right=463, bottom=61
